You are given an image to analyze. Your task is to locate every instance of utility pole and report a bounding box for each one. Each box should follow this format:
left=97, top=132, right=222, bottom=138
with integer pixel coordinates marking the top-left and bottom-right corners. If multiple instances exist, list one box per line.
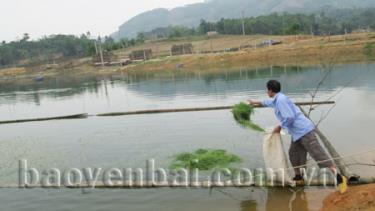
left=98, top=36, right=105, bottom=68
left=282, top=14, right=285, bottom=36
left=242, top=11, right=245, bottom=36
left=210, top=38, right=213, bottom=53
left=94, top=41, right=98, bottom=55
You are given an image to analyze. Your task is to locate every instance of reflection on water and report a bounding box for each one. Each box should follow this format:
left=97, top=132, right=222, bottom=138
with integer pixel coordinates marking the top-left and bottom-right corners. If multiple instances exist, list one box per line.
left=0, top=64, right=374, bottom=120
left=0, top=63, right=374, bottom=210
left=240, top=188, right=309, bottom=211
left=264, top=188, right=308, bottom=211
left=0, top=186, right=334, bottom=211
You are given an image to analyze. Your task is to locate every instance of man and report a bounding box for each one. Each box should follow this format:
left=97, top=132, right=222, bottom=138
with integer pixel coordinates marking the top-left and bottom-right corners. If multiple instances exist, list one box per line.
left=248, top=80, right=347, bottom=193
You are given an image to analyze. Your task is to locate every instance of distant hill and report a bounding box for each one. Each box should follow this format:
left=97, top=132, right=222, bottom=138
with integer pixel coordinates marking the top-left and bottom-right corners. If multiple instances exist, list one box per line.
left=113, top=0, right=375, bottom=39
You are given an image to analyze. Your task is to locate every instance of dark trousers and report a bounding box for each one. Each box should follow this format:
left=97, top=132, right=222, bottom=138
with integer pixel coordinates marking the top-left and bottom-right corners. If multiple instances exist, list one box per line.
left=289, top=130, right=334, bottom=173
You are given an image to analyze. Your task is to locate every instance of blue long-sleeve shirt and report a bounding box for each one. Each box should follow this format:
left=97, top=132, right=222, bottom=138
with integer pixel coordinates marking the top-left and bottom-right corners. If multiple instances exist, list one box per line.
left=262, top=93, right=315, bottom=142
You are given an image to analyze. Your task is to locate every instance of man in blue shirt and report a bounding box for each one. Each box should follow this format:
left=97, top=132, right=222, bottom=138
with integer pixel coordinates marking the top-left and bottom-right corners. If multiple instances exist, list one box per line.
left=249, top=80, right=347, bottom=193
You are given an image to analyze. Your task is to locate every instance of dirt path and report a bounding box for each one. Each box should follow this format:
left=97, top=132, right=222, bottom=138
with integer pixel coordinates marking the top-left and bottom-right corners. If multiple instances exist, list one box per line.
left=321, top=184, right=375, bottom=211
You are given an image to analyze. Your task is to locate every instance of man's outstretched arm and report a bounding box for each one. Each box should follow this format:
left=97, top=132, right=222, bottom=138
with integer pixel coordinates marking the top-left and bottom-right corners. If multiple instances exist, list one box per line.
left=248, top=99, right=273, bottom=107
left=247, top=99, right=262, bottom=106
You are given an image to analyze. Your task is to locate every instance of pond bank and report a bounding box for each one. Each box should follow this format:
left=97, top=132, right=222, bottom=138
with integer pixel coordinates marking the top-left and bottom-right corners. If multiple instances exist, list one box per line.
left=321, top=184, right=375, bottom=211
left=1, top=33, right=374, bottom=85
left=121, top=33, right=375, bottom=74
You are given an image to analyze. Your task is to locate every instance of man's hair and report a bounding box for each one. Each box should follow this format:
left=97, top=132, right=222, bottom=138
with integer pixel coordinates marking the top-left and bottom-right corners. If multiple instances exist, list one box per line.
left=266, top=80, right=281, bottom=93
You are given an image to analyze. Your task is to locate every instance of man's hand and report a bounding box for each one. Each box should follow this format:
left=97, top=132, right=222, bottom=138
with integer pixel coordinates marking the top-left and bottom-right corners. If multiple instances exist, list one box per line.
left=247, top=99, right=261, bottom=106
left=272, top=125, right=282, bottom=134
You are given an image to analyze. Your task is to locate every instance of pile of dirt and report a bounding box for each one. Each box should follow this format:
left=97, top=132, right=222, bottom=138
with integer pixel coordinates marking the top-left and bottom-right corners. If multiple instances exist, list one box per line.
left=321, top=184, right=375, bottom=211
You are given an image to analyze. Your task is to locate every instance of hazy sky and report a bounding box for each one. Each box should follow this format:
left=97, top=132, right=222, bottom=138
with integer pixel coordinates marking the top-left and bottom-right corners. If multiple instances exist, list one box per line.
left=0, top=0, right=203, bottom=42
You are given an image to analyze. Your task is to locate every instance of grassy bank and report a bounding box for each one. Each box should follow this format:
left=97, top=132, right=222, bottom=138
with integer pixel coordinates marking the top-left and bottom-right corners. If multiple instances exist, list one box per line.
left=1, top=32, right=374, bottom=84
left=119, top=32, right=375, bottom=74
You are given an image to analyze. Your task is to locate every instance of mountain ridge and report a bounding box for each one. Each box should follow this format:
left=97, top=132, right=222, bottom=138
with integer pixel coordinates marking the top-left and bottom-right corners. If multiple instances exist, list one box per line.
left=113, top=0, right=375, bottom=39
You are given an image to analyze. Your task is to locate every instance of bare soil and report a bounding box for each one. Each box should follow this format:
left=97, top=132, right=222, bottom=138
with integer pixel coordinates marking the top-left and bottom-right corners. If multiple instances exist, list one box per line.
left=321, top=184, right=375, bottom=211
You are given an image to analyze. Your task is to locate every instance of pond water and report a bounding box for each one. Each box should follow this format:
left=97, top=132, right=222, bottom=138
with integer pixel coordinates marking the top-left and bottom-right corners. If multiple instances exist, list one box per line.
left=0, top=63, right=374, bottom=210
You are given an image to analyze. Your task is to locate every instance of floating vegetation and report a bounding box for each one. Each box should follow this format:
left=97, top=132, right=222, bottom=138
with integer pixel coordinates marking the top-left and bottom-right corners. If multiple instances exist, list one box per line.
left=170, top=149, right=242, bottom=171
left=232, top=102, right=265, bottom=132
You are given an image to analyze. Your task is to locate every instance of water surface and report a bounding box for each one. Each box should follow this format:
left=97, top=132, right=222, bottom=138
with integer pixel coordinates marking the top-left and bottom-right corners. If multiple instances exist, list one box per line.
left=0, top=63, right=374, bottom=210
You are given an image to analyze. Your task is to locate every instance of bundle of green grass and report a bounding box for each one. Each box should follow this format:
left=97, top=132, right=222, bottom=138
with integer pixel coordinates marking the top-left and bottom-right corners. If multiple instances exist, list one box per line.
left=232, top=102, right=265, bottom=132
left=170, top=149, right=241, bottom=171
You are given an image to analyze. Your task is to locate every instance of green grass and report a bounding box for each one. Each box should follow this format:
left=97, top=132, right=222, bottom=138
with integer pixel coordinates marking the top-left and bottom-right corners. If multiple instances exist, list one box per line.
left=170, top=149, right=242, bottom=171
left=363, top=42, right=375, bottom=57
left=232, top=102, right=265, bottom=132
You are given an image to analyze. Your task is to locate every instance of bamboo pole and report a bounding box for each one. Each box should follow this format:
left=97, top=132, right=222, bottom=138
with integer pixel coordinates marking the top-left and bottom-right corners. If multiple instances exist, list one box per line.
left=0, top=113, right=88, bottom=125
left=0, top=101, right=334, bottom=125
left=97, top=101, right=335, bottom=117
left=299, top=106, right=359, bottom=181
left=14, top=177, right=375, bottom=189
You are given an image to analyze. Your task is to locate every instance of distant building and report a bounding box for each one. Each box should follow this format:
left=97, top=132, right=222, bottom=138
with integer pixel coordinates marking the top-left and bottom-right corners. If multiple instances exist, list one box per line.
left=352, top=27, right=372, bottom=34
left=92, top=51, right=114, bottom=64
left=261, top=40, right=282, bottom=46
left=171, top=43, right=193, bottom=56
left=207, top=31, right=219, bottom=37
left=129, top=49, right=152, bottom=60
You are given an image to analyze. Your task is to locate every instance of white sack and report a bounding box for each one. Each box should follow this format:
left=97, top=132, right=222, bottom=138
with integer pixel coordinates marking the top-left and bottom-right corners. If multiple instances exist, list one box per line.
left=263, top=133, right=293, bottom=184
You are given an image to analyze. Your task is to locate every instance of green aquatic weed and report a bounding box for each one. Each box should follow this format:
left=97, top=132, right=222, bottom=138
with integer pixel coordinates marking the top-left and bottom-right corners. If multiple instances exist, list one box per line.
left=232, top=102, right=265, bottom=132
left=170, top=149, right=242, bottom=171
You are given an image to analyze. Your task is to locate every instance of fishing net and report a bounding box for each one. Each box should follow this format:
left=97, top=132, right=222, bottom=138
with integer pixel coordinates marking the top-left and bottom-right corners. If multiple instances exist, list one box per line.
left=263, top=132, right=293, bottom=183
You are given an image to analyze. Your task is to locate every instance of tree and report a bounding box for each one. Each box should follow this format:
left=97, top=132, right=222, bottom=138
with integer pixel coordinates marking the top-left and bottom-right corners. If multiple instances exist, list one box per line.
left=21, top=33, right=30, bottom=42
left=136, top=32, right=146, bottom=43
left=198, top=19, right=209, bottom=34
left=119, top=38, right=129, bottom=48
